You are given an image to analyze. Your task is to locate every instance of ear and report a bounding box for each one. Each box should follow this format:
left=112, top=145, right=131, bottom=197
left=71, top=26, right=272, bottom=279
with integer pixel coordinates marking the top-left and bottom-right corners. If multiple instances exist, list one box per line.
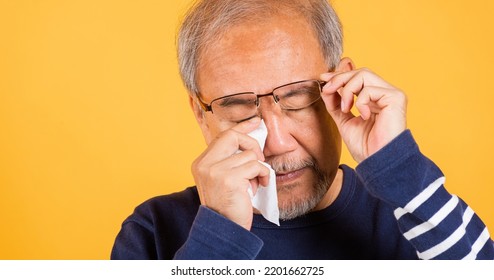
left=189, top=95, right=213, bottom=143
left=336, top=57, right=355, bottom=72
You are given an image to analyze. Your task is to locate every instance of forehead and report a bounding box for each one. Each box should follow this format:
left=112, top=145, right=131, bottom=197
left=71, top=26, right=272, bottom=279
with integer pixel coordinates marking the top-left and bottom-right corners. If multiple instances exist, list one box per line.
left=196, top=14, right=327, bottom=101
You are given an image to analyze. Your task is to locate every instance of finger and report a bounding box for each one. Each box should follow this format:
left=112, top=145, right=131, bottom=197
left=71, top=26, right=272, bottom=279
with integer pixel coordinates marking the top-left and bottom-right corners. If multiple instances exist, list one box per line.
left=249, top=178, right=259, bottom=196
left=320, top=83, right=356, bottom=127
left=257, top=164, right=270, bottom=187
left=242, top=160, right=270, bottom=180
left=319, top=72, right=338, bottom=82
left=197, top=151, right=260, bottom=198
left=354, top=86, right=407, bottom=120
left=248, top=175, right=270, bottom=197
left=325, top=69, right=395, bottom=112
left=320, top=71, right=346, bottom=114
left=320, top=81, right=341, bottom=113
left=228, top=160, right=271, bottom=190
left=213, top=149, right=260, bottom=170
left=327, top=68, right=394, bottom=92
left=321, top=70, right=359, bottom=114
left=205, top=126, right=265, bottom=163
left=227, top=116, right=265, bottom=160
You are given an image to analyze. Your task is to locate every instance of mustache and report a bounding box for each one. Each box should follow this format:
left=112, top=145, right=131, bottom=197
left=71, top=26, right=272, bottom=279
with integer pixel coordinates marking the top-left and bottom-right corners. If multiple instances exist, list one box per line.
left=265, top=156, right=316, bottom=174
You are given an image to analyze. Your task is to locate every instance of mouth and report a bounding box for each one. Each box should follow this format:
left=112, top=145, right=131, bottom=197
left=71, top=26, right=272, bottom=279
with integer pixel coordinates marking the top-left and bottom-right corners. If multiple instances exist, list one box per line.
left=275, top=167, right=307, bottom=184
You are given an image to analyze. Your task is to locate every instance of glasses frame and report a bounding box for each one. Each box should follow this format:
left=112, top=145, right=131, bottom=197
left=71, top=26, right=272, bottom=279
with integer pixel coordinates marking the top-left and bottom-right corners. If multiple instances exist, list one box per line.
left=196, top=79, right=327, bottom=114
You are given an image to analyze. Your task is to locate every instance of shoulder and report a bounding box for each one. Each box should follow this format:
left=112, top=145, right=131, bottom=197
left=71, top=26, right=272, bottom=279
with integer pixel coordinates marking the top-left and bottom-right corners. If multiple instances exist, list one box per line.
left=126, top=186, right=201, bottom=230
left=136, top=186, right=200, bottom=213
left=111, top=186, right=201, bottom=259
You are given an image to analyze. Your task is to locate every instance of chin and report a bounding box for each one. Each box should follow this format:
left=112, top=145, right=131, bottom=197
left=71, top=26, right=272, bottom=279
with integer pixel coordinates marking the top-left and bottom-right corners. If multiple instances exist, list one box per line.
left=269, top=156, right=335, bottom=221
left=277, top=179, right=328, bottom=221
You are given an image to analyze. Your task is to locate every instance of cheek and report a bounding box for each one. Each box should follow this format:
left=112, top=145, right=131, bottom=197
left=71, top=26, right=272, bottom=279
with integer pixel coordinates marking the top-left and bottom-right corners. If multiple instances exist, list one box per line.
left=291, top=103, right=341, bottom=162
left=288, top=102, right=335, bottom=137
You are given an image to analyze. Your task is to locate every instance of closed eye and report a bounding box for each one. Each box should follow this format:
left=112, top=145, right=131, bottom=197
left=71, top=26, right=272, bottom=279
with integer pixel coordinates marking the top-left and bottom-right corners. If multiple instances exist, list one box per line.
left=235, top=114, right=259, bottom=124
left=217, top=95, right=256, bottom=108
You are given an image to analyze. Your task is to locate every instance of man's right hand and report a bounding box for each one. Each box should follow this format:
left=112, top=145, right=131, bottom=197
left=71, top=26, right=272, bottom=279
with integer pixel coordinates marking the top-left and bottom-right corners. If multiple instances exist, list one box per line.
left=191, top=117, right=270, bottom=230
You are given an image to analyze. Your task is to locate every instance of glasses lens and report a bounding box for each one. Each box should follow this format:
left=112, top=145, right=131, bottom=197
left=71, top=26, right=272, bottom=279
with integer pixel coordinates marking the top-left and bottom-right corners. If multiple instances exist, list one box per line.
left=211, top=93, right=258, bottom=122
left=274, top=80, right=322, bottom=110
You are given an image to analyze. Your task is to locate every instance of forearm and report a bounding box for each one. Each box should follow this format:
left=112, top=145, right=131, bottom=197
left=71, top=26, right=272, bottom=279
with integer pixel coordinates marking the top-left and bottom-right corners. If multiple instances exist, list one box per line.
left=356, top=130, right=494, bottom=259
left=174, top=206, right=263, bottom=260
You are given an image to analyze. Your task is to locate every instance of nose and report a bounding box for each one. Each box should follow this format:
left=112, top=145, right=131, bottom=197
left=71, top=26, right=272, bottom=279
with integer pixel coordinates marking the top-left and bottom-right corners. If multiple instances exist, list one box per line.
left=259, top=102, right=298, bottom=158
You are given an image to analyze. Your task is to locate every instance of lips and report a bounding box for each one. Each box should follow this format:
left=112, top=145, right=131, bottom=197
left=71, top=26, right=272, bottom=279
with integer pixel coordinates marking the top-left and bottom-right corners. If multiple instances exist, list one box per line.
left=275, top=167, right=307, bottom=184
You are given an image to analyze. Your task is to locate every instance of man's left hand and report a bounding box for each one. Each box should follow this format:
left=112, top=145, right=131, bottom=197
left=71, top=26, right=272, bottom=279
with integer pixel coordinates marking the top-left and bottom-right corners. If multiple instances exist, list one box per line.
left=320, top=68, right=407, bottom=163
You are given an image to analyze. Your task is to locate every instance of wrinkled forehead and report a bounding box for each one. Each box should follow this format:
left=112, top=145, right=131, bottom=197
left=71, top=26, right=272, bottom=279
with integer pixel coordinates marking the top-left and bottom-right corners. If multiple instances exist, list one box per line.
left=196, top=1, right=309, bottom=49
left=196, top=15, right=324, bottom=100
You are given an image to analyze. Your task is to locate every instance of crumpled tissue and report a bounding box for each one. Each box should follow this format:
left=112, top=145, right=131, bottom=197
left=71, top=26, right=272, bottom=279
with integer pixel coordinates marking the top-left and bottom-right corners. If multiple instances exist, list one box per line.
left=246, top=120, right=280, bottom=226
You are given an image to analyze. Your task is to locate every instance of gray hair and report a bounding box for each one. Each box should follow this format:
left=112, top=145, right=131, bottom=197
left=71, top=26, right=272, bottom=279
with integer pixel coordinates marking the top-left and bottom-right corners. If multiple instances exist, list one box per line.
left=177, top=0, right=343, bottom=96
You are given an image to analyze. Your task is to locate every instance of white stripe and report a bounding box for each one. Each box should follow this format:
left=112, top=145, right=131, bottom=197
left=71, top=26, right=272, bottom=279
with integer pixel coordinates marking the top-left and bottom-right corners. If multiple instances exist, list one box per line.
left=403, top=195, right=459, bottom=240
left=462, top=227, right=492, bottom=260
left=394, top=208, right=407, bottom=220
left=418, top=207, right=475, bottom=259
left=394, top=177, right=445, bottom=220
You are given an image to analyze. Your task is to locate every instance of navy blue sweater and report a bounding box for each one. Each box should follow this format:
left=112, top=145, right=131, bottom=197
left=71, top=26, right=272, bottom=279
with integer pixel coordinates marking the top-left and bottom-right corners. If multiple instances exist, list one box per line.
left=111, top=131, right=494, bottom=259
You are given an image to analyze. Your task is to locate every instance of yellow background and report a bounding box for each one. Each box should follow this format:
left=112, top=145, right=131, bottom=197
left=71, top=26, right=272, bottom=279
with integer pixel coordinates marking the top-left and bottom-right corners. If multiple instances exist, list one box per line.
left=1, top=0, right=493, bottom=259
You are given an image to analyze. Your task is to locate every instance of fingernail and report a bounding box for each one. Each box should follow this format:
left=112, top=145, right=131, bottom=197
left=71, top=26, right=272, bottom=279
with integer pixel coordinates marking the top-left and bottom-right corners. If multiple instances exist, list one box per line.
left=341, top=100, right=345, bottom=111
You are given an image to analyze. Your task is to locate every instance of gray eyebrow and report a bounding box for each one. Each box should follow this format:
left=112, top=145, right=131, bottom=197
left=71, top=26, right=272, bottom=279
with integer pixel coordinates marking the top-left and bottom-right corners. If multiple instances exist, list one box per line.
left=277, top=85, right=314, bottom=98
left=217, top=94, right=256, bottom=107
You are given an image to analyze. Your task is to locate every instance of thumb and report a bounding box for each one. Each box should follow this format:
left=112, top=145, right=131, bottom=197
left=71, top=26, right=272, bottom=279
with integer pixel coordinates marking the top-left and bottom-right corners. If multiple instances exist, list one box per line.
left=319, top=72, right=342, bottom=114
left=320, top=82, right=355, bottom=128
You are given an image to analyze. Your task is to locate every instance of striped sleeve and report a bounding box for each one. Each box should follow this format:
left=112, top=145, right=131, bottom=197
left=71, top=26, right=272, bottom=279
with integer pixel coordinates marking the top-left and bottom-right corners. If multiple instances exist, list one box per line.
left=356, top=130, right=494, bottom=260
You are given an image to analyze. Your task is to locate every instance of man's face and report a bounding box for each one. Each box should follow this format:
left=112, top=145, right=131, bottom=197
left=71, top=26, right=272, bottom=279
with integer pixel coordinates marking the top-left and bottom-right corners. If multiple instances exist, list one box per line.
left=193, top=14, right=342, bottom=219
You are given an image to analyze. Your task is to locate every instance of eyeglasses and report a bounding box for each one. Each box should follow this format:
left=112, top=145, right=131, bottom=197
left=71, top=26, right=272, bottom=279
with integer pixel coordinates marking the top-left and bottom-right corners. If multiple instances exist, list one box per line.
left=197, top=79, right=326, bottom=122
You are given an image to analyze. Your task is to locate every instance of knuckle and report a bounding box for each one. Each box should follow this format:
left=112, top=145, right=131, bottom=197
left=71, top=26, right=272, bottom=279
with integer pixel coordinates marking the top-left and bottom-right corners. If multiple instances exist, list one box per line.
left=221, top=129, right=237, bottom=140
left=359, top=67, right=371, bottom=74
left=260, top=163, right=270, bottom=175
left=212, top=130, right=232, bottom=146
left=191, top=156, right=202, bottom=170
left=245, top=159, right=259, bottom=170
left=191, top=159, right=198, bottom=172
left=197, top=164, right=209, bottom=178
left=242, top=150, right=258, bottom=161
left=191, top=158, right=205, bottom=177
left=208, top=164, right=221, bottom=179
left=355, top=96, right=365, bottom=106
left=220, top=175, right=231, bottom=188
left=395, top=90, right=407, bottom=103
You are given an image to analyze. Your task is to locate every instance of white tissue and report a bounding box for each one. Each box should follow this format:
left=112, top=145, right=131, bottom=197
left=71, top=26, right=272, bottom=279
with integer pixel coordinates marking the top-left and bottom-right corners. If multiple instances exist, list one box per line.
left=246, top=120, right=280, bottom=226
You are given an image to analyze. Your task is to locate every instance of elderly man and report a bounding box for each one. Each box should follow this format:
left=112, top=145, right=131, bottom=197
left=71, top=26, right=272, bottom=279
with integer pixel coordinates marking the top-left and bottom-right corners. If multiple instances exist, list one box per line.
left=111, top=0, right=493, bottom=259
